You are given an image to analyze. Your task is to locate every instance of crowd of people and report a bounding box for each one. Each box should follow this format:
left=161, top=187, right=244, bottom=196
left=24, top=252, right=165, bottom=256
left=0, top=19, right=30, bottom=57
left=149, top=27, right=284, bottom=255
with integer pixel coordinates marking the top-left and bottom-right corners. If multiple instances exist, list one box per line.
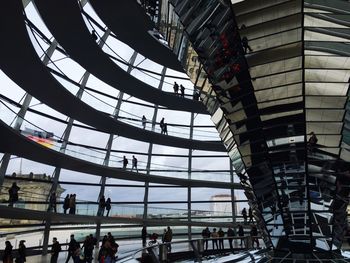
left=1, top=224, right=261, bottom=263
left=141, top=226, right=173, bottom=251
left=1, top=233, right=119, bottom=263
left=201, top=225, right=260, bottom=250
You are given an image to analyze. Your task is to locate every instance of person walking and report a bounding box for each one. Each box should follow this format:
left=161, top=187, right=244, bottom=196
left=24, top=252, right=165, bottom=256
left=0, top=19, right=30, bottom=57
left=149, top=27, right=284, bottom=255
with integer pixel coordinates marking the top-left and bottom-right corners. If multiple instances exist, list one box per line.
left=47, top=191, right=57, bottom=213
left=63, top=194, right=70, bottom=214
left=218, top=227, right=225, bottom=250
left=82, top=236, right=93, bottom=263
left=131, top=155, right=138, bottom=172
left=98, top=195, right=106, bottom=216
left=65, top=234, right=79, bottom=263
left=51, top=237, right=61, bottom=263
left=123, top=156, right=128, bottom=170
left=142, top=115, right=147, bottom=129
left=180, top=84, right=185, bottom=97
left=227, top=227, right=235, bottom=250
left=2, top=241, right=13, bottom=263
left=173, top=82, right=179, bottom=94
left=159, top=118, right=165, bottom=133
left=17, top=240, right=26, bottom=263
left=8, top=182, right=20, bottom=207
left=163, top=123, right=168, bottom=135
left=69, top=194, right=76, bottom=215
left=105, top=197, right=111, bottom=217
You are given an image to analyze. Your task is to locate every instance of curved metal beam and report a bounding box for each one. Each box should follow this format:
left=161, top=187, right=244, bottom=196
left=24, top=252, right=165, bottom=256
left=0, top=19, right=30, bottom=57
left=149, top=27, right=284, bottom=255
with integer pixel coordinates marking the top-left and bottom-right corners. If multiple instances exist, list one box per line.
left=33, top=0, right=207, bottom=114
left=0, top=120, right=239, bottom=189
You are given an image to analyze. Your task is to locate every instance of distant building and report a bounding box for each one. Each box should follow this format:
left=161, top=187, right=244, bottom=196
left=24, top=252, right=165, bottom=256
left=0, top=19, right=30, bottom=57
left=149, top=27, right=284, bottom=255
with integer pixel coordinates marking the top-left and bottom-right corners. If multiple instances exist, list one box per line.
left=0, top=172, right=64, bottom=224
left=210, top=194, right=234, bottom=216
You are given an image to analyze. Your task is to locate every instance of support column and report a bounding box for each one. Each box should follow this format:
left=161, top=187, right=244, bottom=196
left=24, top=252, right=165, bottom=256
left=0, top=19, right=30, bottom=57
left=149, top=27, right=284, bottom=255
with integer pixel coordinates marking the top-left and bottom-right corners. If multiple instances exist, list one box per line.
left=43, top=30, right=111, bottom=254
left=142, top=67, right=167, bottom=223
left=95, top=51, right=137, bottom=244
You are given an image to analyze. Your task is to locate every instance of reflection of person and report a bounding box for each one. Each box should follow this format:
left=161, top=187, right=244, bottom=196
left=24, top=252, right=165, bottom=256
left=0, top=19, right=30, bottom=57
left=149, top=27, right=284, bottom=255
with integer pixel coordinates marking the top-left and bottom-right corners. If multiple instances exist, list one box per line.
left=132, top=155, right=138, bottom=172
